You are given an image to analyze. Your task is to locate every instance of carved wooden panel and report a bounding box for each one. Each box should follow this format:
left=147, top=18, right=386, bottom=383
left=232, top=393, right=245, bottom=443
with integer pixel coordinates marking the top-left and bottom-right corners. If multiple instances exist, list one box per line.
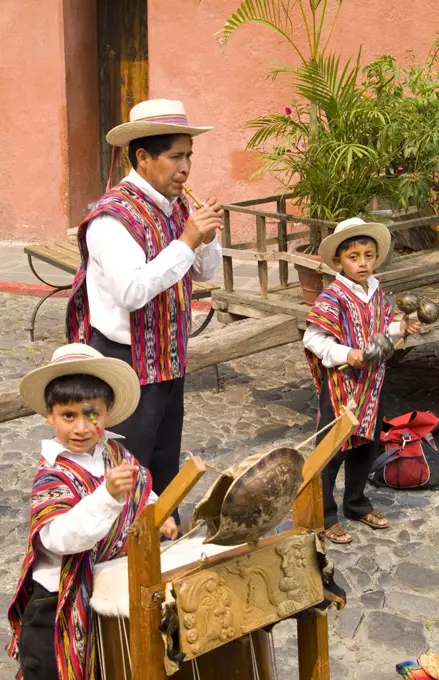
left=172, top=532, right=323, bottom=659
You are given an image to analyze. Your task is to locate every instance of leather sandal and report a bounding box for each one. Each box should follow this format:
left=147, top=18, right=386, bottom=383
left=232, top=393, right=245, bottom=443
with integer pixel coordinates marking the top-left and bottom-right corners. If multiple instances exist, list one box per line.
left=324, top=522, right=353, bottom=544
left=357, top=511, right=390, bottom=529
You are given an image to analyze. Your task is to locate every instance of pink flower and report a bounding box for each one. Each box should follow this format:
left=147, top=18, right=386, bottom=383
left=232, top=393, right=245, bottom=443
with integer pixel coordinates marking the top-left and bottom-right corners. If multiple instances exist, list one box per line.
left=285, top=107, right=292, bottom=115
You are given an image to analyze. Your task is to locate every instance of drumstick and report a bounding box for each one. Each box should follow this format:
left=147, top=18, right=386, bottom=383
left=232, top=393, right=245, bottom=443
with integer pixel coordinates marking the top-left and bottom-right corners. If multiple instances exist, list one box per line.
left=82, top=404, right=115, bottom=461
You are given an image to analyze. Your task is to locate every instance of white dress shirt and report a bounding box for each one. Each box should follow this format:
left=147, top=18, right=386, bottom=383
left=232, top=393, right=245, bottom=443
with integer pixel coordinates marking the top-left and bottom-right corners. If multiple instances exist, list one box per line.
left=32, top=432, right=158, bottom=592
left=86, top=169, right=222, bottom=344
left=303, top=273, right=403, bottom=367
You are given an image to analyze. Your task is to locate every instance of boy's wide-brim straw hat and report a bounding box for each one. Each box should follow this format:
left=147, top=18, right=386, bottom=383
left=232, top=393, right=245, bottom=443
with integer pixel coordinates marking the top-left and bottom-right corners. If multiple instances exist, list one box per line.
left=106, top=99, right=213, bottom=146
left=319, top=217, right=391, bottom=270
left=20, top=344, right=140, bottom=427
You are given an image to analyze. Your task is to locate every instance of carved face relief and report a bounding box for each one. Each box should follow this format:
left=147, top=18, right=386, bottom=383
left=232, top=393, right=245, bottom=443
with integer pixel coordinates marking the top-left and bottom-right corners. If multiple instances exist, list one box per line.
left=179, top=573, right=235, bottom=654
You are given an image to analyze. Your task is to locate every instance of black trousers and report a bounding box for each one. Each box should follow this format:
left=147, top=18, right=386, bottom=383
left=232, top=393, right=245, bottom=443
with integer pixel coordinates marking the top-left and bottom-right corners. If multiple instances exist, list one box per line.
left=19, top=582, right=58, bottom=680
left=90, top=329, right=184, bottom=523
left=317, top=375, right=383, bottom=529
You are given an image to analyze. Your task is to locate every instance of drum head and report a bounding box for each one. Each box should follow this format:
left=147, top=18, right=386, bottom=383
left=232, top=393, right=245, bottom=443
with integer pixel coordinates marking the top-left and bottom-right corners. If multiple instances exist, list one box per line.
left=194, top=447, right=304, bottom=545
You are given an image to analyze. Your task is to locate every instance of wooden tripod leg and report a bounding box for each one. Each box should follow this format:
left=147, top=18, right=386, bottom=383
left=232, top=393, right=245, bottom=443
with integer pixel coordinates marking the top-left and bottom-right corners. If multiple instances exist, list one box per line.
left=128, top=457, right=206, bottom=680
left=128, top=504, right=164, bottom=680
left=292, top=411, right=359, bottom=680
left=293, top=477, right=329, bottom=680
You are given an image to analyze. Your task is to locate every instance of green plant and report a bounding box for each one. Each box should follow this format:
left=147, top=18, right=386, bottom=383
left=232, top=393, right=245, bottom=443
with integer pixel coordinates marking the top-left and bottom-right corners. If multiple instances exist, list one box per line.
left=217, top=0, right=343, bottom=63
left=199, top=1, right=439, bottom=252
left=363, top=43, right=439, bottom=211
left=215, top=0, right=394, bottom=251
left=246, top=54, right=395, bottom=242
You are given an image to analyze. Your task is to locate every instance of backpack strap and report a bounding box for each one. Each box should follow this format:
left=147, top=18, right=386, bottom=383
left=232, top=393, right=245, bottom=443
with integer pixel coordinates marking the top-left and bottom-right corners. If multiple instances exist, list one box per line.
left=372, top=431, right=422, bottom=473
left=371, top=448, right=400, bottom=473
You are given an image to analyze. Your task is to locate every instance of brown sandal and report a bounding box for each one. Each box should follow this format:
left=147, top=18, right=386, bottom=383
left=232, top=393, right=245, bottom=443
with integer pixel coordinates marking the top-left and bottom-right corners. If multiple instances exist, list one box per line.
left=324, top=523, right=353, bottom=544
left=357, top=511, right=390, bottom=529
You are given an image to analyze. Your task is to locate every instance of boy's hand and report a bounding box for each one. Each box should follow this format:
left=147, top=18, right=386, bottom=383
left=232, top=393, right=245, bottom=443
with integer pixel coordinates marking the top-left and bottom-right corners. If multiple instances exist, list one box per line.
left=106, top=460, right=138, bottom=499
left=160, top=517, right=179, bottom=540
left=401, top=315, right=422, bottom=335
left=347, top=349, right=365, bottom=368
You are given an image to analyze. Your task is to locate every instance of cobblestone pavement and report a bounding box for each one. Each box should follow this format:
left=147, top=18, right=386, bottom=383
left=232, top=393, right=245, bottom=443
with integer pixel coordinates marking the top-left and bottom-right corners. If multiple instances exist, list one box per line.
left=0, top=292, right=438, bottom=679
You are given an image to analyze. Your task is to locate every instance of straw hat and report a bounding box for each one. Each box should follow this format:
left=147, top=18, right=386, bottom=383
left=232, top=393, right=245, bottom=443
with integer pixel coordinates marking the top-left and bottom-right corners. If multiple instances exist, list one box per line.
left=20, top=344, right=140, bottom=427
left=106, top=99, right=213, bottom=146
left=319, top=217, right=391, bottom=270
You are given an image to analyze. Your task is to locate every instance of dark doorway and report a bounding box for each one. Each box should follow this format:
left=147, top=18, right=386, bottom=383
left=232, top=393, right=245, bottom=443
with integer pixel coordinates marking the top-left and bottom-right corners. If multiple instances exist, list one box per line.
left=97, top=0, right=148, bottom=189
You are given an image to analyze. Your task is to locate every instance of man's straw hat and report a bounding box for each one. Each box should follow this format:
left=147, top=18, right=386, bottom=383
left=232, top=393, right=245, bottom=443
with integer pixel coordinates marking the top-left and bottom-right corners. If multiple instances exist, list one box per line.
left=319, top=217, right=391, bottom=270
left=20, top=344, right=140, bottom=427
left=106, top=99, right=213, bottom=146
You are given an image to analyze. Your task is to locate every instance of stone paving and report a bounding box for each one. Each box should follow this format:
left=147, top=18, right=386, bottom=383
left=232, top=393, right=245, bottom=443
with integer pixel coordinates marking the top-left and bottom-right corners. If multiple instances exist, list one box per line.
left=0, top=291, right=438, bottom=679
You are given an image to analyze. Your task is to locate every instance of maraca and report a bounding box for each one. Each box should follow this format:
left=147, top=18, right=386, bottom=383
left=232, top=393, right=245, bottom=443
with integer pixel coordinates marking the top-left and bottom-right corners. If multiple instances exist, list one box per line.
left=339, top=332, right=393, bottom=370
left=396, top=293, right=420, bottom=315
left=417, top=296, right=439, bottom=324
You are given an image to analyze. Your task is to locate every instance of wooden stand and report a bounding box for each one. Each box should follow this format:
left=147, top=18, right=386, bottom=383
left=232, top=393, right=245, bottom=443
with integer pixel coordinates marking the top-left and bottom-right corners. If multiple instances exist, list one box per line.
left=293, top=411, right=358, bottom=680
left=128, top=457, right=206, bottom=680
left=127, top=411, right=358, bottom=680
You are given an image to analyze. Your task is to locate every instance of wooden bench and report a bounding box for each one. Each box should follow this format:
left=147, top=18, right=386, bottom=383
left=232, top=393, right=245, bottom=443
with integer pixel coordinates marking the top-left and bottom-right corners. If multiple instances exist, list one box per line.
left=24, top=241, right=220, bottom=341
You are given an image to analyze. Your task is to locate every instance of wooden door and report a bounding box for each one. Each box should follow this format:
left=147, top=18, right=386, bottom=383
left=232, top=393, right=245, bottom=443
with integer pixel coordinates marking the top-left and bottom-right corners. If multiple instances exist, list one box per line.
left=97, top=0, right=148, bottom=189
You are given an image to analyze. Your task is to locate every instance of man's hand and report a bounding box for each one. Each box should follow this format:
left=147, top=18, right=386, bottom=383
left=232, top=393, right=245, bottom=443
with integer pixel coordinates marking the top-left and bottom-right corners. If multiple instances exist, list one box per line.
left=160, top=516, right=179, bottom=540
left=105, top=460, right=137, bottom=499
left=401, top=315, right=422, bottom=335
left=347, top=349, right=365, bottom=368
left=180, top=197, right=224, bottom=250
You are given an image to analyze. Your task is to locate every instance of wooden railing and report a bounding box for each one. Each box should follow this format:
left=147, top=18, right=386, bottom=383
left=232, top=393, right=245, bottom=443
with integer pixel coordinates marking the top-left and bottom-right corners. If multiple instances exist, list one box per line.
left=221, top=193, right=336, bottom=298
left=221, top=194, right=439, bottom=300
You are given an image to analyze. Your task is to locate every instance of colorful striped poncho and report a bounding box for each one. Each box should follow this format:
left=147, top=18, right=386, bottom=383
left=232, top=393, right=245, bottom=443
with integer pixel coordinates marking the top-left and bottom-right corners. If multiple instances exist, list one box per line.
left=7, top=439, right=152, bottom=680
left=305, top=278, right=394, bottom=449
left=396, top=660, right=435, bottom=680
left=66, top=182, right=192, bottom=385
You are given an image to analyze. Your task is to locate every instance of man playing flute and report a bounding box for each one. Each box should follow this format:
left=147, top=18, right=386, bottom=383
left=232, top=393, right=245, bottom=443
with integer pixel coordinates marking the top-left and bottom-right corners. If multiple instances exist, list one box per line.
left=67, top=99, right=223, bottom=528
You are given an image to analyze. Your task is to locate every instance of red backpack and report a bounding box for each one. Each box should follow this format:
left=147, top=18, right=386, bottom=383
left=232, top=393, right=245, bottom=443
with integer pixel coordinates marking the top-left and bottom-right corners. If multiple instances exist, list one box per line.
left=371, top=411, right=439, bottom=489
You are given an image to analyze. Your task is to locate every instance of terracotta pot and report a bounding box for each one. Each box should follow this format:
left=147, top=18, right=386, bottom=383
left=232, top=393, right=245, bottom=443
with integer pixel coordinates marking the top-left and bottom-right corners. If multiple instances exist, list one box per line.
left=291, top=239, right=325, bottom=305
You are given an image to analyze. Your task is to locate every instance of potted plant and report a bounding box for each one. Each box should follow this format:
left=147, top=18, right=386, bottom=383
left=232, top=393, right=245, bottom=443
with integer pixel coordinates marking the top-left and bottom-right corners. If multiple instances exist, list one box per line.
left=216, top=1, right=439, bottom=301
left=363, top=47, right=439, bottom=252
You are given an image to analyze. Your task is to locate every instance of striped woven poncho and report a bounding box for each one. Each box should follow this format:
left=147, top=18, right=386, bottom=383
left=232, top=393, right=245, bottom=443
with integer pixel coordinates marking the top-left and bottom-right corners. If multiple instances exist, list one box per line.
left=7, top=439, right=152, bottom=680
left=66, top=182, right=192, bottom=385
left=305, top=278, right=394, bottom=449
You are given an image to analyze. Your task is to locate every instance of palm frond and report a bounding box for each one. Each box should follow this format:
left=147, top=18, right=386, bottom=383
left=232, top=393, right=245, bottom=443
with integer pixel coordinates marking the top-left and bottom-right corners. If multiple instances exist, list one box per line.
left=293, top=50, right=363, bottom=121
left=246, top=114, right=308, bottom=148
left=216, top=0, right=306, bottom=62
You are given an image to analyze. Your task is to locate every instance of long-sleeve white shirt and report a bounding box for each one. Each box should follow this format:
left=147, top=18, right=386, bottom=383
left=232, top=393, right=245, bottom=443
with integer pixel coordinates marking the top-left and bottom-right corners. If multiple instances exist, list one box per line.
left=303, top=273, right=403, bottom=368
left=32, top=432, right=157, bottom=592
left=86, top=169, right=222, bottom=344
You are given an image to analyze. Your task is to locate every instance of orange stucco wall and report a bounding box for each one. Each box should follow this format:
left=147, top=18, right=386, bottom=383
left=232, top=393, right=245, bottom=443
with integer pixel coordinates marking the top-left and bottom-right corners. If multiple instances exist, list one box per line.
left=2, top=0, right=439, bottom=243
left=148, top=0, right=439, bottom=239
left=0, top=0, right=100, bottom=242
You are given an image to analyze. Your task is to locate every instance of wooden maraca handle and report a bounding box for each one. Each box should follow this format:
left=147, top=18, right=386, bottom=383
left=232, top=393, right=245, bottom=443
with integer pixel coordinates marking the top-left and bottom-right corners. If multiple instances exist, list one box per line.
left=340, top=335, right=406, bottom=370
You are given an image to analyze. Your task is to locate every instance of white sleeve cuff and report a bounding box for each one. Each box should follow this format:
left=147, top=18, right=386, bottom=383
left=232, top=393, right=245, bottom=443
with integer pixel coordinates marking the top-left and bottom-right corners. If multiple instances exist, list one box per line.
left=195, top=235, right=218, bottom=251
left=170, top=238, right=197, bottom=261
left=93, top=481, right=126, bottom=510
left=388, top=320, right=403, bottom=341
left=327, top=344, right=351, bottom=367
left=147, top=490, right=158, bottom=506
